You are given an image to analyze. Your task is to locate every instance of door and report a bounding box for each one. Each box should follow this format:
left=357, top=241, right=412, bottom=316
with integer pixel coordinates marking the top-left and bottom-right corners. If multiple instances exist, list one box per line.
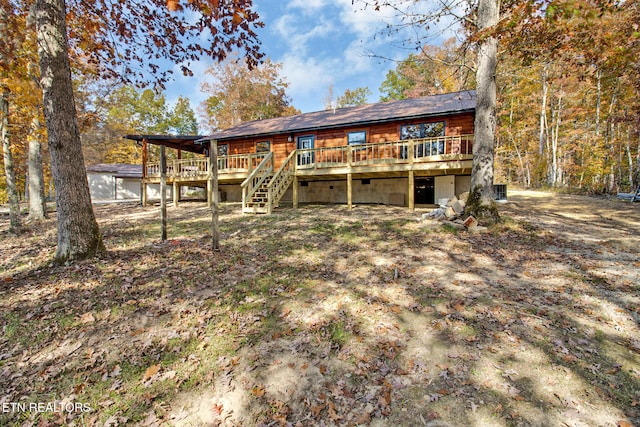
left=297, top=135, right=315, bottom=166
left=414, top=177, right=435, bottom=204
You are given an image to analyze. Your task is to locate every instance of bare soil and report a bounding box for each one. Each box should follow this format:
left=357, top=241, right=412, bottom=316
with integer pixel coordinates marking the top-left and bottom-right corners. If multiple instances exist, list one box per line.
left=0, top=190, right=639, bottom=427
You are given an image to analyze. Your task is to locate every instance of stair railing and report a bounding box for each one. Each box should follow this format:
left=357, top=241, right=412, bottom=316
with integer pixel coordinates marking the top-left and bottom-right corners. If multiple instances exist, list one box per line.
left=267, top=150, right=297, bottom=214
left=241, top=152, right=274, bottom=213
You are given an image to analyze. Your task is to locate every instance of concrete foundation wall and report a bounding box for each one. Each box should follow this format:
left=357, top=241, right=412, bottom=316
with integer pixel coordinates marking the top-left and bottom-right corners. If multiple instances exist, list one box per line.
left=455, top=175, right=471, bottom=196
left=219, top=184, right=243, bottom=203
left=215, top=174, right=470, bottom=207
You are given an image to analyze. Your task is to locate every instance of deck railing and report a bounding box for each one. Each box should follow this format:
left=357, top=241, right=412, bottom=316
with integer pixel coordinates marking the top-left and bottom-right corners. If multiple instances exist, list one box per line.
left=296, top=135, right=473, bottom=170
left=144, top=135, right=473, bottom=179
left=145, top=153, right=268, bottom=178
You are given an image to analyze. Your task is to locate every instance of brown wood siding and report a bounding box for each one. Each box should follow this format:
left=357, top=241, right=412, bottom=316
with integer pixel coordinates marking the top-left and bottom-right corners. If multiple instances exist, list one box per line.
left=220, top=111, right=475, bottom=168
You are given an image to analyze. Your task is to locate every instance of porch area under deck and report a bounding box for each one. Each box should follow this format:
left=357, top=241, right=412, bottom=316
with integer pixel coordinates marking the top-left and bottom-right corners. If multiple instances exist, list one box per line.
left=139, top=134, right=474, bottom=213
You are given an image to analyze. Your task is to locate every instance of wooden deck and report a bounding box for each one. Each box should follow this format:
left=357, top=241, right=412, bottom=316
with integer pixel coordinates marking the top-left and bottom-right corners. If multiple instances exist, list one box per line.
left=142, top=135, right=473, bottom=213
left=142, top=135, right=473, bottom=184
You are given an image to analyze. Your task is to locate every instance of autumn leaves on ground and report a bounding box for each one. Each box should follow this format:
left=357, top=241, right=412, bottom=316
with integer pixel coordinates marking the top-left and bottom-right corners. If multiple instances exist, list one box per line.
left=1, top=191, right=639, bottom=427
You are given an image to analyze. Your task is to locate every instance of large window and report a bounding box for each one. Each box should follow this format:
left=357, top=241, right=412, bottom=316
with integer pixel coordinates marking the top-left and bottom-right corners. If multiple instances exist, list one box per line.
left=400, top=122, right=445, bottom=139
left=218, top=144, right=229, bottom=156
left=400, top=121, right=446, bottom=157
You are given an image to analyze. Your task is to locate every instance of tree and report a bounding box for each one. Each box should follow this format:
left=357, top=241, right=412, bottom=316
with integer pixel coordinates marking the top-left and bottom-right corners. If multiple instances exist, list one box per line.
left=335, top=87, right=372, bottom=108
left=200, top=58, right=299, bottom=131
left=168, top=96, right=199, bottom=135
left=36, top=0, right=103, bottom=260
left=33, top=0, right=263, bottom=260
left=1, top=0, right=22, bottom=231
left=379, top=38, right=475, bottom=102
left=358, top=0, right=501, bottom=221
left=467, top=0, right=500, bottom=223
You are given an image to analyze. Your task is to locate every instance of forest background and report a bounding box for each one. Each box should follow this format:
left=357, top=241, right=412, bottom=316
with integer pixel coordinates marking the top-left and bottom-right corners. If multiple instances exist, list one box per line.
left=1, top=0, right=639, bottom=206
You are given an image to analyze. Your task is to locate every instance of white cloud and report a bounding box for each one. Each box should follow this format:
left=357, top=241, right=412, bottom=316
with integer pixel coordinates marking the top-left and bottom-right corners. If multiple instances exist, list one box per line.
left=273, top=13, right=337, bottom=56
left=287, top=0, right=327, bottom=12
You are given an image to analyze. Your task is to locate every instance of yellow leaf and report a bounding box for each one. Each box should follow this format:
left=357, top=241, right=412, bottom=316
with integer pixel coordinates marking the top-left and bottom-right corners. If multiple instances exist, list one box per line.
left=143, top=364, right=160, bottom=381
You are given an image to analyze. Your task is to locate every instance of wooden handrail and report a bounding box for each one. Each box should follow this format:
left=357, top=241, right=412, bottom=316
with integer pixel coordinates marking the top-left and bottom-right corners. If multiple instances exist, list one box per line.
left=267, top=150, right=297, bottom=213
left=241, top=152, right=274, bottom=212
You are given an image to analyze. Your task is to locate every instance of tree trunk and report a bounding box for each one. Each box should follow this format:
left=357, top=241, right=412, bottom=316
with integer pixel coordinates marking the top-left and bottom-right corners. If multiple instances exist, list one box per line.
left=28, top=115, right=47, bottom=220
left=468, top=0, right=500, bottom=224
left=539, top=65, right=549, bottom=156
left=35, top=0, right=104, bottom=260
left=1, top=88, right=22, bottom=231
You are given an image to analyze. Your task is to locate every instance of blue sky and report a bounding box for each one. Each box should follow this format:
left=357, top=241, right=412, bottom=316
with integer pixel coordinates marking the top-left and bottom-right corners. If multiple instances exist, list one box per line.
left=165, top=0, right=456, bottom=123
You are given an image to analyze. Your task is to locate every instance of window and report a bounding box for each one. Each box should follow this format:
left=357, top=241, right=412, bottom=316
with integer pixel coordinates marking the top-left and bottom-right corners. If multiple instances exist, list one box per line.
left=400, top=122, right=446, bottom=139
left=400, top=124, right=422, bottom=140
left=256, top=141, right=271, bottom=152
left=424, top=122, right=445, bottom=138
left=347, top=131, right=367, bottom=145
left=400, top=121, right=446, bottom=157
left=218, top=144, right=229, bottom=156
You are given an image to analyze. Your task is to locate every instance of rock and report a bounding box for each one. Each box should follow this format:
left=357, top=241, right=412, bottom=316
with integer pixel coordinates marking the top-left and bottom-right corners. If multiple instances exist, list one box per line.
left=444, top=206, right=457, bottom=219
left=451, top=199, right=466, bottom=214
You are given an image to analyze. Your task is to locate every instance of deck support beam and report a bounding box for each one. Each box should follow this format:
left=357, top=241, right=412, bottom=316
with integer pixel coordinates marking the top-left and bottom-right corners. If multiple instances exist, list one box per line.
left=347, top=173, right=353, bottom=209
left=209, top=139, right=220, bottom=251
left=292, top=175, right=298, bottom=209
left=408, top=170, right=415, bottom=211
left=141, top=139, right=148, bottom=207
left=160, top=145, right=167, bottom=242
left=173, top=181, right=179, bottom=207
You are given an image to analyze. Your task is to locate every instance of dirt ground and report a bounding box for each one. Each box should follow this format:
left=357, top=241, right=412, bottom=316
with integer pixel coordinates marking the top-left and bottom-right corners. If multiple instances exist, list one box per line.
left=0, top=189, right=639, bottom=427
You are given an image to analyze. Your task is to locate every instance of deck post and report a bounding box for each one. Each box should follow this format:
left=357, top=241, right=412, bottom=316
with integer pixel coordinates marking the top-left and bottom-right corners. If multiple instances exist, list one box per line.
left=347, top=173, right=353, bottom=209
left=141, top=138, right=148, bottom=207
left=209, top=139, right=220, bottom=251
left=408, top=170, right=415, bottom=211
left=160, top=145, right=167, bottom=242
left=292, top=175, right=298, bottom=209
left=173, top=181, right=179, bottom=207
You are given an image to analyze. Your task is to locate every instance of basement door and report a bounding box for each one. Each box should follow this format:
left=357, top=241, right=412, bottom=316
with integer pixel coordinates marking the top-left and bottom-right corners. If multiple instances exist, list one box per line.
left=414, top=177, right=435, bottom=204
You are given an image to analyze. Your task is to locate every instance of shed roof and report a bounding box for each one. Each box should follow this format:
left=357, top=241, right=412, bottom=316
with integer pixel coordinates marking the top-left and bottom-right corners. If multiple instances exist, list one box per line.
left=86, top=163, right=142, bottom=178
left=204, top=90, right=476, bottom=142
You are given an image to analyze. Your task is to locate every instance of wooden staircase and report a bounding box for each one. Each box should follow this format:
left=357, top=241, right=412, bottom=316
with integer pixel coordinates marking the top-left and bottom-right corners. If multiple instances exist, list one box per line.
left=241, top=151, right=296, bottom=214
left=243, top=179, right=272, bottom=214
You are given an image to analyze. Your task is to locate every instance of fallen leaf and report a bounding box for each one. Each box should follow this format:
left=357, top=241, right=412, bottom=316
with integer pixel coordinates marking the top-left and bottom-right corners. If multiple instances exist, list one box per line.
left=80, top=312, right=95, bottom=324
left=143, top=364, right=160, bottom=381
left=252, top=385, right=265, bottom=397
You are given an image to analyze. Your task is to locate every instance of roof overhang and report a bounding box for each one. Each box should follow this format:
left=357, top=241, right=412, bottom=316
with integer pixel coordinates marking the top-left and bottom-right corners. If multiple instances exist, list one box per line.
left=124, top=135, right=207, bottom=154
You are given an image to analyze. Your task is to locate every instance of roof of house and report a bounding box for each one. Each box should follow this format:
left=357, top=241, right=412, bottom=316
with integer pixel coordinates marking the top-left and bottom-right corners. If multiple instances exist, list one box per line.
left=86, top=164, right=142, bottom=178
left=205, top=90, right=476, bottom=142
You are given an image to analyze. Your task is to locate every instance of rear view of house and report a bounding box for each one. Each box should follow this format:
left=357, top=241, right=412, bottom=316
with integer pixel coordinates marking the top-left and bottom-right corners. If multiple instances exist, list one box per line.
left=127, top=90, right=476, bottom=213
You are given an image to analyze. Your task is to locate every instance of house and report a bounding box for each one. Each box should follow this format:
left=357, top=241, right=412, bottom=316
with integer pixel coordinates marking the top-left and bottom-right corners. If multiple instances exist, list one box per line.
left=126, top=90, right=476, bottom=213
